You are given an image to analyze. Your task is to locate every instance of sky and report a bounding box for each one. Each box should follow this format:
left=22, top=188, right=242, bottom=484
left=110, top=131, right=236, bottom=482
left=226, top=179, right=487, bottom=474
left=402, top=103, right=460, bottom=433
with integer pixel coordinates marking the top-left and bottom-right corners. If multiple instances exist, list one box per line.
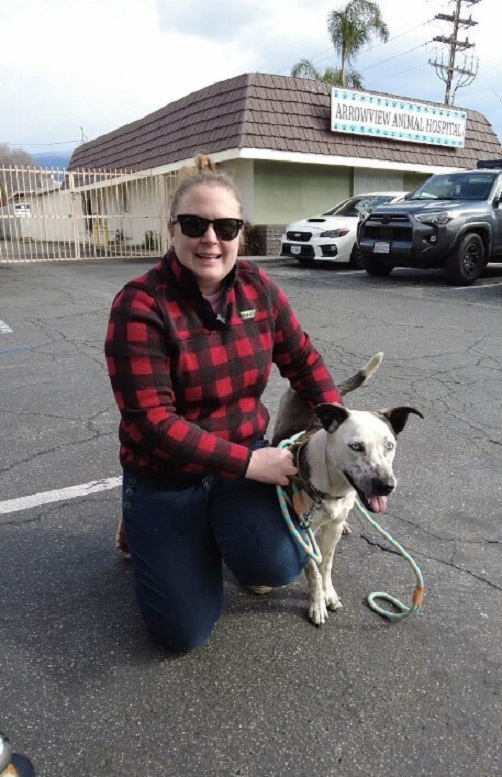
left=2, top=0, right=502, bottom=158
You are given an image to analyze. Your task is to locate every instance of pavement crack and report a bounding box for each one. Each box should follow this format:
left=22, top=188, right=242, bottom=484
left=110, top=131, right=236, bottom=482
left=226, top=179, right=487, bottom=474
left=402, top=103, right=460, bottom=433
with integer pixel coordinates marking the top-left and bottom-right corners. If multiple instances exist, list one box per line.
left=360, top=533, right=502, bottom=592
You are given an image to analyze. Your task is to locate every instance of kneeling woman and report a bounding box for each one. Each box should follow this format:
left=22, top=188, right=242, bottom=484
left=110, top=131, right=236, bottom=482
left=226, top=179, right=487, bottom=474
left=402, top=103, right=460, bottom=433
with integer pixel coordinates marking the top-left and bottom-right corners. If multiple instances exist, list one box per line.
left=105, top=155, right=342, bottom=652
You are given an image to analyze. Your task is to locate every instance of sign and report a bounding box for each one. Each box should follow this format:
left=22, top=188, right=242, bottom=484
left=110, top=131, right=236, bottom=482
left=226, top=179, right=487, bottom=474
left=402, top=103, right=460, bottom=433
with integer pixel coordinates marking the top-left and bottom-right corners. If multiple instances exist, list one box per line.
left=14, top=204, right=32, bottom=217
left=331, top=88, right=466, bottom=148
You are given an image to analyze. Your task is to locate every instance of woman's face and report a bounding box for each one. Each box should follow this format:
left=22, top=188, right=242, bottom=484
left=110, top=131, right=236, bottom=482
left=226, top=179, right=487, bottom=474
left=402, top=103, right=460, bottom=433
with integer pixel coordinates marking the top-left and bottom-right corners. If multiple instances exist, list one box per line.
left=169, top=183, right=242, bottom=294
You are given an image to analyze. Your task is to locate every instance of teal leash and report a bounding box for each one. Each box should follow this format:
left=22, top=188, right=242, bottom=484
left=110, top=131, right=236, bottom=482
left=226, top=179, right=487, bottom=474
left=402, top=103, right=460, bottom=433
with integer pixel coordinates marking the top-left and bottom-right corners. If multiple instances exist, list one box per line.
left=276, top=432, right=322, bottom=563
left=276, top=482, right=322, bottom=564
left=355, top=497, right=424, bottom=621
left=276, top=431, right=425, bottom=621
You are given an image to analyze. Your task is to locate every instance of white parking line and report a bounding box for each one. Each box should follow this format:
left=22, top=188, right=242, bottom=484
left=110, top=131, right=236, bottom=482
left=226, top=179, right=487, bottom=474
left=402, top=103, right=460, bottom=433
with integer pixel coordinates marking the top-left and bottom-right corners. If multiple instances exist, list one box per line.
left=449, top=280, right=502, bottom=290
left=0, top=320, right=13, bottom=333
left=0, top=477, right=121, bottom=515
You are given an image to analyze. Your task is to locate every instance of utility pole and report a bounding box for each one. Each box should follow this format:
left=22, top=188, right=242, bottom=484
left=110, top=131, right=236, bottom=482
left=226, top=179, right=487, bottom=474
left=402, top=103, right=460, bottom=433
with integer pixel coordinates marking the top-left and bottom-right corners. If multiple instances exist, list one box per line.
left=429, top=0, right=480, bottom=105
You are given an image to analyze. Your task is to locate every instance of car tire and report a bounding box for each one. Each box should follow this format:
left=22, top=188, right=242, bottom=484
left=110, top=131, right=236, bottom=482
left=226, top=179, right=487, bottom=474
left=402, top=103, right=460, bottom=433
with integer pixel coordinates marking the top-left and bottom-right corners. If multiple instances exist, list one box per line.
left=364, top=256, right=393, bottom=276
left=298, top=257, right=315, bottom=267
left=444, top=233, right=484, bottom=286
left=350, top=245, right=365, bottom=269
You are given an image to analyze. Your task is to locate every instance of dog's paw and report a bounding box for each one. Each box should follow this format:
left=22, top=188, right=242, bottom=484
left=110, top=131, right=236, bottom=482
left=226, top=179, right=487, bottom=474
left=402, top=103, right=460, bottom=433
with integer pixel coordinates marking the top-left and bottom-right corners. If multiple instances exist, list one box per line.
left=326, top=596, right=343, bottom=612
left=308, top=598, right=328, bottom=626
left=342, top=521, right=352, bottom=536
left=325, top=591, right=343, bottom=612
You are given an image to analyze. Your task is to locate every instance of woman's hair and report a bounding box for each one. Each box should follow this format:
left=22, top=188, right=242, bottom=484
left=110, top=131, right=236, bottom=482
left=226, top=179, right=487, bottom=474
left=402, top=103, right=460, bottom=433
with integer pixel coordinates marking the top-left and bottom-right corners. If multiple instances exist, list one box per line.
left=169, top=154, right=242, bottom=219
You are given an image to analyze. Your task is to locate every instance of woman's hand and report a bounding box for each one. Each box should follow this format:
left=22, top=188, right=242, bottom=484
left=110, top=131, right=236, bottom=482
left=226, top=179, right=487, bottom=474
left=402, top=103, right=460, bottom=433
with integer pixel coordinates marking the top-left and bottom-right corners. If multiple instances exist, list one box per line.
left=245, top=446, right=298, bottom=486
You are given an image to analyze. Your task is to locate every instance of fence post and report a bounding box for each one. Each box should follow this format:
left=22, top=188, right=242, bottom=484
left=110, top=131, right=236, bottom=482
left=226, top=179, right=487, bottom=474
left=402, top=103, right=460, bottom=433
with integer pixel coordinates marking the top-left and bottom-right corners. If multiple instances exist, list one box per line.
left=68, top=170, right=81, bottom=261
left=157, top=174, right=170, bottom=255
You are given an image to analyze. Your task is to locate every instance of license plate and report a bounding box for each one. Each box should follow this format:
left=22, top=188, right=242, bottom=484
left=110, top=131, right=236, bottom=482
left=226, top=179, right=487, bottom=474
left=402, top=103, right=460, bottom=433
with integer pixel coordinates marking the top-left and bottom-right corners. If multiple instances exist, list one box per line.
left=374, top=241, right=390, bottom=254
left=291, top=245, right=301, bottom=255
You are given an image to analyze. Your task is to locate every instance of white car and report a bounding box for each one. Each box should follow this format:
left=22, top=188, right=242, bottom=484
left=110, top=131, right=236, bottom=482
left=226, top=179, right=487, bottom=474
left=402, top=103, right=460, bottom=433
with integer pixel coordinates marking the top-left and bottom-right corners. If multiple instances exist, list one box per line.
left=280, top=192, right=407, bottom=267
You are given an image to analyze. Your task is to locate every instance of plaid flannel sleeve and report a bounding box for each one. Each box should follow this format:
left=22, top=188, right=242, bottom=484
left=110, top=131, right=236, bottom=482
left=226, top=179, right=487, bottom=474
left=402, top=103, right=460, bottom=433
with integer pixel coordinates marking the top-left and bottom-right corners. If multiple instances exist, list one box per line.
left=105, top=285, right=252, bottom=478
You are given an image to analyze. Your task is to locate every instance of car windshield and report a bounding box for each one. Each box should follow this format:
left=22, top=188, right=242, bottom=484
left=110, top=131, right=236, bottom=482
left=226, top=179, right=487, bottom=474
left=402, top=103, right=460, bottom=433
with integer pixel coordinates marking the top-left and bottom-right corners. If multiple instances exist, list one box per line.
left=322, top=194, right=399, bottom=217
left=409, top=173, right=496, bottom=201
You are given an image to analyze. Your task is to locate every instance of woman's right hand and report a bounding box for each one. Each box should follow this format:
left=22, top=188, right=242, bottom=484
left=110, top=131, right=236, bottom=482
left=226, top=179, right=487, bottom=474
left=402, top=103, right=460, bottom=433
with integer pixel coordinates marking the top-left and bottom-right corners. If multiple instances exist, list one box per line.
left=245, top=446, right=298, bottom=486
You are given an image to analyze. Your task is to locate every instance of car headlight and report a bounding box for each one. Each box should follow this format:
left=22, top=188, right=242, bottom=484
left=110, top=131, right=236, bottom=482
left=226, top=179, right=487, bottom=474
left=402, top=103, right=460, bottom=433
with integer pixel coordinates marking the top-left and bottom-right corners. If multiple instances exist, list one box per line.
left=415, top=210, right=456, bottom=225
left=319, top=228, right=350, bottom=238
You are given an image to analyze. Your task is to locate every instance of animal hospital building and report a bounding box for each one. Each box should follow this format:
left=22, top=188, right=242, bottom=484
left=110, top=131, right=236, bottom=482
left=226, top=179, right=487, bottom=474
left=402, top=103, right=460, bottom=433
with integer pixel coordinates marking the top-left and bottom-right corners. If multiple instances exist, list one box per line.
left=68, top=72, right=502, bottom=255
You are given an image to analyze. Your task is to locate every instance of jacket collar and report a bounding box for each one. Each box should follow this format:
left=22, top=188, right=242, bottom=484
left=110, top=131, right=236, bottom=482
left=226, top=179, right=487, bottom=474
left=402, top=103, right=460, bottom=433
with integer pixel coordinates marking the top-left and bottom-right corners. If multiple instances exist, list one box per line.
left=163, top=249, right=237, bottom=330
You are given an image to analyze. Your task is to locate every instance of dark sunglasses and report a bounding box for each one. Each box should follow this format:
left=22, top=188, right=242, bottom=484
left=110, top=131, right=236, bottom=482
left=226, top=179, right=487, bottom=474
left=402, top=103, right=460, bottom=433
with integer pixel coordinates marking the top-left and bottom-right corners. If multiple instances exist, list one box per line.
left=171, top=214, right=243, bottom=241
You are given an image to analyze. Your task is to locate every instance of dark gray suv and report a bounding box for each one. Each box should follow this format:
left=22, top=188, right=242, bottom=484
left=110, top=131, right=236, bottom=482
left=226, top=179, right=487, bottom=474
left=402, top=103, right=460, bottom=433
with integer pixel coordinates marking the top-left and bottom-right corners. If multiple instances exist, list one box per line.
left=357, top=162, right=502, bottom=285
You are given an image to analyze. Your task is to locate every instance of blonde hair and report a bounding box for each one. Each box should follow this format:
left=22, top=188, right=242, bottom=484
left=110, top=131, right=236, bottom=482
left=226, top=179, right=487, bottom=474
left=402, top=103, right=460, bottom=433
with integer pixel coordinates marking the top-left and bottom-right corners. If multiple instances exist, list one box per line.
left=169, top=154, right=242, bottom=219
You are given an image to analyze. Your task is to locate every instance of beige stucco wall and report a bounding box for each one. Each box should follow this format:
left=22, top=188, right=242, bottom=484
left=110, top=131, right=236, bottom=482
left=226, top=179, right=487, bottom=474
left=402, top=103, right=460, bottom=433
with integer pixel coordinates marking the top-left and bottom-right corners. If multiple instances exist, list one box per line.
left=403, top=170, right=429, bottom=192
left=252, top=160, right=352, bottom=224
left=228, top=160, right=429, bottom=225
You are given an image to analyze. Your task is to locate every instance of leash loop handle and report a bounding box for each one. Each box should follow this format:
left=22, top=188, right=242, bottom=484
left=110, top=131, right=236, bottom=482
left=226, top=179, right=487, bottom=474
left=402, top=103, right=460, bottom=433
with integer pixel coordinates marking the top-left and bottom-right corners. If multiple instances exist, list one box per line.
left=355, top=497, right=424, bottom=621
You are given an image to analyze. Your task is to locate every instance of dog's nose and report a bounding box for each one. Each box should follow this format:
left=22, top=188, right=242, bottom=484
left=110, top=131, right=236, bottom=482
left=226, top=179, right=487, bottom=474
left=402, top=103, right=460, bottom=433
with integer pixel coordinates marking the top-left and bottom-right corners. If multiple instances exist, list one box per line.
left=372, top=478, right=395, bottom=496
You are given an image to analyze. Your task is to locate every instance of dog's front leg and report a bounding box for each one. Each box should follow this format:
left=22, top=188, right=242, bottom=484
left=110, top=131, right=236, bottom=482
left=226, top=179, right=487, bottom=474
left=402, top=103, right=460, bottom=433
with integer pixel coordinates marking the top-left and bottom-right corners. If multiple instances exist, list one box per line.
left=304, top=558, right=328, bottom=626
left=318, top=521, right=345, bottom=612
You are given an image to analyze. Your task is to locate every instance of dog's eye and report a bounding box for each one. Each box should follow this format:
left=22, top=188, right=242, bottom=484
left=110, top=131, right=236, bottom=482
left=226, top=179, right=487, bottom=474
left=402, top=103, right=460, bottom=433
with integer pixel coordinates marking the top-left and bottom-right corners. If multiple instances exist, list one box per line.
left=349, top=442, right=364, bottom=452
left=385, top=441, right=395, bottom=451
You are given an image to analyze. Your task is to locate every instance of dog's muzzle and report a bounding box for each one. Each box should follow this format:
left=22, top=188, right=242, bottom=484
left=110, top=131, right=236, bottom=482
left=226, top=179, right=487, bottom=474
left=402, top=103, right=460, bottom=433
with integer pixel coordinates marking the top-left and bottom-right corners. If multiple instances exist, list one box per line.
left=344, top=472, right=395, bottom=513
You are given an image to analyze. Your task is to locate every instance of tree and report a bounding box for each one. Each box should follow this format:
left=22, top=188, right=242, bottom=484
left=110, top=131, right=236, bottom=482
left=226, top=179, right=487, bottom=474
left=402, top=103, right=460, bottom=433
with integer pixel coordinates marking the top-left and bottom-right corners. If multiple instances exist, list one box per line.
left=291, top=0, right=389, bottom=88
left=0, top=143, right=35, bottom=167
left=0, top=144, right=38, bottom=204
left=290, top=59, right=363, bottom=89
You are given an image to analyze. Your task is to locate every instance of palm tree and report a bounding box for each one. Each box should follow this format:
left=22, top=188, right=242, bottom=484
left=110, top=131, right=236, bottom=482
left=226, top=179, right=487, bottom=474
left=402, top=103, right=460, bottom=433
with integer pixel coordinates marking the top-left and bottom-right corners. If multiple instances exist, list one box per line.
left=291, top=0, right=389, bottom=88
left=290, top=59, right=363, bottom=89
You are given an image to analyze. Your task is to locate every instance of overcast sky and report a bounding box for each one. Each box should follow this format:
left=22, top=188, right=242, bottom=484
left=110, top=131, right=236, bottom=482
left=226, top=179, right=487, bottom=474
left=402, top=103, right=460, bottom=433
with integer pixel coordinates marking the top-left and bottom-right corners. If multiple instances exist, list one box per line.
left=2, top=0, right=501, bottom=156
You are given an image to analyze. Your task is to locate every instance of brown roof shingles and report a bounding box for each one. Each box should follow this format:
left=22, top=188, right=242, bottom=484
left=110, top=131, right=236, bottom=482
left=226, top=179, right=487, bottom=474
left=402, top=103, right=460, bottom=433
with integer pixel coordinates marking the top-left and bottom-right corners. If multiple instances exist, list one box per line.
left=68, top=72, right=502, bottom=172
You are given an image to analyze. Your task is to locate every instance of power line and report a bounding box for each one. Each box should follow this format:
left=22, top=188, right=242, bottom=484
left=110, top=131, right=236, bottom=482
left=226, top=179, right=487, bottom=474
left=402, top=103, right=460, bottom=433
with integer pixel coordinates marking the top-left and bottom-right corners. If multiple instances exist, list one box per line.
left=363, top=42, right=428, bottom=71
left=275, top=14, right=435, bottom=76
left=368, top=62, right=431, bottom=85
left=2, top=140, right=80, bottom=147
left=471, top=71, right=502, bottom=105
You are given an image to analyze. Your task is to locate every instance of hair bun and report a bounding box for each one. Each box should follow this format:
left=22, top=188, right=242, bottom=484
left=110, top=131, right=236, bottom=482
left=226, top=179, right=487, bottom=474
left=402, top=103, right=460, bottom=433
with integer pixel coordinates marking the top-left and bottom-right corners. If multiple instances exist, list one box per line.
left=194, top=153, right=216, bottom=173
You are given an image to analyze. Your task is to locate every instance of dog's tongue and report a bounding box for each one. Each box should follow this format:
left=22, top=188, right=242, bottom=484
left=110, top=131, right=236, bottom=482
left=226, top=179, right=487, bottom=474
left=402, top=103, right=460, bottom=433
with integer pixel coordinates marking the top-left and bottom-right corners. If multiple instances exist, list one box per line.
left=368, top=495, right=388, bottom=513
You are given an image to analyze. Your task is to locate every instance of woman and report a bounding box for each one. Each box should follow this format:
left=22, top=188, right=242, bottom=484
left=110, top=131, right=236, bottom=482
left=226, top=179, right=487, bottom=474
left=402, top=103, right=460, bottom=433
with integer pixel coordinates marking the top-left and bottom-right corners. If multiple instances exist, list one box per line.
left=105, top=156, right=342, bottom=652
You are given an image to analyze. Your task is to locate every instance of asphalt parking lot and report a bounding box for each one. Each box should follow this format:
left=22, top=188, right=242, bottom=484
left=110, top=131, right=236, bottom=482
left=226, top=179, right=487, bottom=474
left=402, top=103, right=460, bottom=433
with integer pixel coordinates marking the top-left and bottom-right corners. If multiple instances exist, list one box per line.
left=1, top=257, right=502, bottom=777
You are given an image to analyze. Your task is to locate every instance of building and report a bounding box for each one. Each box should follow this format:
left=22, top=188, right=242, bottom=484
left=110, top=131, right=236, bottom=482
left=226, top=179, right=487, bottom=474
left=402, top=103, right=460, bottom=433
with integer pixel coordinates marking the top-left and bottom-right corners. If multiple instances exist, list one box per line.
left=68, top=72, right=502, bottom=254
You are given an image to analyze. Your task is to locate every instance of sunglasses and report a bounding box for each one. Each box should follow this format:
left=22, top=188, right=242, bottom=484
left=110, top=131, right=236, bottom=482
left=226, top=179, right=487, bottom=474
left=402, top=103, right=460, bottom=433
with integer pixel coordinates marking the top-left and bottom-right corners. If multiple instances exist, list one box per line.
left=171, top=214, right=243, bottom=241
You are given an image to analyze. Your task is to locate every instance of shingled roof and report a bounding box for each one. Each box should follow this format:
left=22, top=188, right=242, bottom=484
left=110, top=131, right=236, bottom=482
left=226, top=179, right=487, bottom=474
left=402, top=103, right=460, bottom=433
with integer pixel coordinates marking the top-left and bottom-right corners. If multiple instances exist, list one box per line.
left=68, top=72, right=502, bottom=172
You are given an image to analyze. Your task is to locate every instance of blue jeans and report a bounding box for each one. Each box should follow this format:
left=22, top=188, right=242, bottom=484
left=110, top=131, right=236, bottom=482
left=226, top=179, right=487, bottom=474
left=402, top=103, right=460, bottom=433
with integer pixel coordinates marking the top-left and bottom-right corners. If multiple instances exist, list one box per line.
left=122, top=444, right=308, bottom=652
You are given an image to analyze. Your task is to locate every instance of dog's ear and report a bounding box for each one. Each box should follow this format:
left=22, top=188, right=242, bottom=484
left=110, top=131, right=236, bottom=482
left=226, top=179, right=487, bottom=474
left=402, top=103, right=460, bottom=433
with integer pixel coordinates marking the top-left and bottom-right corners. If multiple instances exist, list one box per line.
left=378, top=406, right=424, bottom=436
left=314, top=402, right=350, bottom=432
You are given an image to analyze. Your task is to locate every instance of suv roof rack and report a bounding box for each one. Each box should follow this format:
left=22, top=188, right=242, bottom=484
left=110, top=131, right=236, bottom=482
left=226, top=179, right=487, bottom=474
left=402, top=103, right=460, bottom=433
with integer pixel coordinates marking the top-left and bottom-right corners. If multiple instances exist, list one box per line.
left=477, top=159, right=502, bottom=169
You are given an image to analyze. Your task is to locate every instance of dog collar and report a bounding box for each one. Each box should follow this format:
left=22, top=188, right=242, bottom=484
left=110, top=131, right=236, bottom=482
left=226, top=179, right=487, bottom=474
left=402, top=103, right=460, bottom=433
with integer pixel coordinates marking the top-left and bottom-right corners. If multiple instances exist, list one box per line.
left=289, top=436, right=334, bottom=503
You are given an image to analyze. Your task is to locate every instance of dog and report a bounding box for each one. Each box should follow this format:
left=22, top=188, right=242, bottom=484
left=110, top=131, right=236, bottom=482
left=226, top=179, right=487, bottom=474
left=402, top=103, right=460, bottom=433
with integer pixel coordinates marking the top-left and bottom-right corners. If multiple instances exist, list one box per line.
left=272, top=353, right=423, bottom=626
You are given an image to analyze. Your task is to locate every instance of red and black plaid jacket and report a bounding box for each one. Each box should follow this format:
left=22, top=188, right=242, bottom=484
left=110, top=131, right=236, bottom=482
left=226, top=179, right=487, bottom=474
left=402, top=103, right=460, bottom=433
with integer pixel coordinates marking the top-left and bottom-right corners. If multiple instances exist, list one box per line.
left=105, top=251, right=341, bottom=480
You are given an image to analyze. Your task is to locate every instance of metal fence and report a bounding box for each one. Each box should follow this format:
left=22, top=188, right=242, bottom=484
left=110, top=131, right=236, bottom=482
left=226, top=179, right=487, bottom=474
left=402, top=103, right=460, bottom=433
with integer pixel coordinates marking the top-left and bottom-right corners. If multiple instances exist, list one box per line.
left=0, top=165, right=178, bottom=263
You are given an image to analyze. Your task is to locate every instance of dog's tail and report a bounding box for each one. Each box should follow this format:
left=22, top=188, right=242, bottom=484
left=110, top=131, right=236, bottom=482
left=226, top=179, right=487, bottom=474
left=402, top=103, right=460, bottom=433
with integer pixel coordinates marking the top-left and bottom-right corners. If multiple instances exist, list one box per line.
left=337, top=352, right=383, bottom=397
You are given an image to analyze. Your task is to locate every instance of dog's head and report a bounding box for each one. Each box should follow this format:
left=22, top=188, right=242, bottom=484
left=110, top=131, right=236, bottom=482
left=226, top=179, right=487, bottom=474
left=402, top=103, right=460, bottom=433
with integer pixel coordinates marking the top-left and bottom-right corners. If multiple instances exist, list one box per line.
left=314, top=402, right=423, bottom=513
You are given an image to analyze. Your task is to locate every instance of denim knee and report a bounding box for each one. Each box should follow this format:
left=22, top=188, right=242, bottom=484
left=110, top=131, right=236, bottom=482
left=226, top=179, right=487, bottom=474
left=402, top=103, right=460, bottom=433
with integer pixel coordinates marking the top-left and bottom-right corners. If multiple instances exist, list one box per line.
left=145, top=621, right=216, bottom=653
left=243, top=546, right=307, bottom=588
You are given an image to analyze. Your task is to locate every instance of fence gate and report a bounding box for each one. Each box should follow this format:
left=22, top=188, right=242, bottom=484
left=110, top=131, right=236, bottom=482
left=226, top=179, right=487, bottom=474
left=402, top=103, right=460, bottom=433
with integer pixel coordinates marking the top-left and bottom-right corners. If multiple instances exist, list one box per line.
left=0, top=165, right=178, bottom=263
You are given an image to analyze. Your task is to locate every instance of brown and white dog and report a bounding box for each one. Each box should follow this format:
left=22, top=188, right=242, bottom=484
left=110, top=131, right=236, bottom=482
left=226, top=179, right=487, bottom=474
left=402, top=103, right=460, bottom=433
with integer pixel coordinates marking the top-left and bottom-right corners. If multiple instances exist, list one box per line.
left=272, top=353, right=423, bottom=625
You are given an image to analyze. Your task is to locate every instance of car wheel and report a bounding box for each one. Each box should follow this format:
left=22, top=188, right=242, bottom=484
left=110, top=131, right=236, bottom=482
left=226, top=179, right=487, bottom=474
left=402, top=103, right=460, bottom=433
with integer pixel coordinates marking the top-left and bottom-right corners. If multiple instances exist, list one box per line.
left=298, top=257, right=315, bottom=267
left=364, top=256, right=393, bottom=277
left=350, top=245, right=365, bottom=269
left=444, top=233, right=484, bottom=285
